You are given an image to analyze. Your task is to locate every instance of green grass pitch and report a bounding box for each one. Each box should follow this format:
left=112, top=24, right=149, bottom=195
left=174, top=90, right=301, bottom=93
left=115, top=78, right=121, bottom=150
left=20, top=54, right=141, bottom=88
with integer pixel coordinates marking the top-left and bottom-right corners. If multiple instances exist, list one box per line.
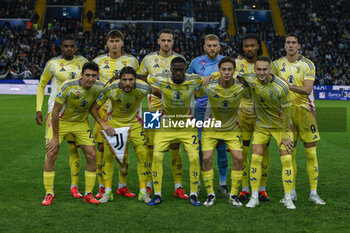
left=0, top=95, right=349, bottom=233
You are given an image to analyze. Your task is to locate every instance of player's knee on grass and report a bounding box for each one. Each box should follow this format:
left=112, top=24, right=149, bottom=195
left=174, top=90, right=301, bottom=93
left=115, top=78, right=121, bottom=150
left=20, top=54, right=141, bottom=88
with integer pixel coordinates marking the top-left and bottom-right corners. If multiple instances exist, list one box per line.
left=232, top=150, right=243, bottom=170
left=46, top=150, right=58, bottom=165
left=304, top=141, right=317, bottom=148
left=202, top=151, right=213, bottom=171
left=252, top=144, right=264, bottom=155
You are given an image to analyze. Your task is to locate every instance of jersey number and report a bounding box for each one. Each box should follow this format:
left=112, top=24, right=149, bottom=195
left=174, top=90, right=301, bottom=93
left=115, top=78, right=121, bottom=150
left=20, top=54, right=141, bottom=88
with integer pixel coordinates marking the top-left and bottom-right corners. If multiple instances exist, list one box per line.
left=87, top=130, right=93, bottom=139
left=192, top=135, right=198, bottom=144
left=310, top=124, right=316, bottom=134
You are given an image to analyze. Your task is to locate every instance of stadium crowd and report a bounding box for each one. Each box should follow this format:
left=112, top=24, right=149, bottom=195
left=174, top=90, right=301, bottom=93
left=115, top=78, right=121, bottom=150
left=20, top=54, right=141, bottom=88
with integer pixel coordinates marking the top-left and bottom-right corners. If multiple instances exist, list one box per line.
left=95, top=0, right=222, bottom=22
left=267, top=0, right=350, bottom=85
left=0, top=0, right=37, bottom=19
left=0, top=0, right=348, bottom=85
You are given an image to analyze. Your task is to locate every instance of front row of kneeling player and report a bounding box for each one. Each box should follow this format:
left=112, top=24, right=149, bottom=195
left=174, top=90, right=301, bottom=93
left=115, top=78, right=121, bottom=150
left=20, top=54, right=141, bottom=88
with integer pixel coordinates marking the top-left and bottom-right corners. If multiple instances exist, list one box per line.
left=42, top=57, right=322, bottom=209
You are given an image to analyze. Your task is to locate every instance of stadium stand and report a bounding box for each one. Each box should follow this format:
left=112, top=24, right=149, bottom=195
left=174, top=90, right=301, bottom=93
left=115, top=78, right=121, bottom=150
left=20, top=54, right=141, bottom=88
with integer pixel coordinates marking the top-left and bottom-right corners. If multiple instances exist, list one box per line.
left=0, top=0, right=37, bottom=18
left=95, top=0, right=223, bottom=22
left=0, top=0, right=348, bottom=84
left=233, top=0, right=270, bottom=10
left=266, top=0, right=350, bottom=85
left=46, top=0, right=85, bottom=5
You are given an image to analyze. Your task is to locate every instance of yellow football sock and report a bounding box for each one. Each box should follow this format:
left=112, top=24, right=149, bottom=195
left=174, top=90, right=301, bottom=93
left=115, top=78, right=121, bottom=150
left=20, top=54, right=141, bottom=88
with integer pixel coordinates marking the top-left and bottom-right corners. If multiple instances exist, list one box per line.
left=171, top=149, right=183, bottom=184
left=241, top=146, right=250, bottom=188
left=281, top=154, right=293, bottom=194
left=118, top=156, right=129, bottom=185
left=188, top=152, right=200, bottom=194
left=146, top=147, right=153, bottom=184
left=230, top=170, right=243, bottom=196
left=102, top=146, right=114, bottom=189
left=152, top=151, right=165, bottom=194
left=250, top=154, right=263, bottom=192
left=260, top=147, right=270, bottom=187
left=202, top=169, right=214, bottom=195
left=68, top=143, right=80, bottom=186
left=305, top=147, right=318, bottom=191
left=43, top=171, right=55, bottom=194
left=291, top=148, right=297, bottom=190
left=85, top=170, right=96, bottom=194
left=96, top=150, right=104, bottom=185
left=135, top=146, right=148, bottom=189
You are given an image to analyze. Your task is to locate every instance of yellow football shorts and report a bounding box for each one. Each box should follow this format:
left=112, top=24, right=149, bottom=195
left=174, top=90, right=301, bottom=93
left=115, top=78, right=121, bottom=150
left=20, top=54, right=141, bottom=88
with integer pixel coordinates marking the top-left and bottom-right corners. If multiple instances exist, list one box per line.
left=153, top=129, right=199, bottom=153
left=291, top=106, right=320, bottom=143
left=237, top=112, right=256, bottom=141
left=201, top=130, right=243, bottom=151
left=45, top=112, right=75, bottom=142
left=54, top=120, right=95, bottom=146
left=252, top=125, right=293, bottom=150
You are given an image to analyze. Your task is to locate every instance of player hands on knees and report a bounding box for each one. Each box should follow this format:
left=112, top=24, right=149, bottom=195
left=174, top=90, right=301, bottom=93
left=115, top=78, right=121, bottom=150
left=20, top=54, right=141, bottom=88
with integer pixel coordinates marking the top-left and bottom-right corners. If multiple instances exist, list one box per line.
left=42, top=61, right=103, bottom=206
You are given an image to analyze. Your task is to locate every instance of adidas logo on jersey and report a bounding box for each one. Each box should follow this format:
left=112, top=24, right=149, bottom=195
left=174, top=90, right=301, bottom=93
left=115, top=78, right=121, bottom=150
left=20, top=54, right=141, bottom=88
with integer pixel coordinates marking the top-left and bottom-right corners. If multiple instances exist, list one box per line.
left=59, top=68, right=66, bottom=72
left=103, top=65, right=110, bottom=69
left=153, top=64, right=160, bottom=68
left=313, top=135, right=318, bottom=140
left=280, top=68, right=286, bottom=72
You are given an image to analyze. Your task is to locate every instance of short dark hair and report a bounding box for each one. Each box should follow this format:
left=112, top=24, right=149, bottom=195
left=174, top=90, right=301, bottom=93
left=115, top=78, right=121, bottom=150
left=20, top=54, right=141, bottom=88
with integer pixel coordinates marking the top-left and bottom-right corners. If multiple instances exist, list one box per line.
left=255, top=56, right=271, bottom=64
left=106, top=29, right=124, bottom=41
left=218, top=56, right=236, bottom=69
left=82, top=61, right=99, bottom=73
left=171, top=57, right=186, bottom=66
left=239, top=34, right=263, bottom=57
left=158, top=28, right=173, bottom=38
left=61, top=35, right=76, bottom=44
left=285, top=33, right=300, bottom=44
left=119, top=66, right=136, bottom=79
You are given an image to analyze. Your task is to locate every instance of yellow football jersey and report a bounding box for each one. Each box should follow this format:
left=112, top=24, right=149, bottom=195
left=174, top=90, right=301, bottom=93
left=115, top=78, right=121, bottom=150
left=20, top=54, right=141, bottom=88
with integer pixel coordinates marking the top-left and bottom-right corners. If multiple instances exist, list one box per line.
left=147, top=72, right=203, bottom=126
left=93, top=53, right=139, bottom=84
left=243, top=73, right=291, bottom=131
left=36, top=55, right=88, bottom=113
left=55, top=79, right=104, bottom=122
left=234, top=59, right=256, bottom=117
left=196, top=79, right=244, bottom=131
left=96, top=79, right=152, bottom=124
left=137, top=51, right=184, bottom=111
left=272, top=55, right=316, bottom=110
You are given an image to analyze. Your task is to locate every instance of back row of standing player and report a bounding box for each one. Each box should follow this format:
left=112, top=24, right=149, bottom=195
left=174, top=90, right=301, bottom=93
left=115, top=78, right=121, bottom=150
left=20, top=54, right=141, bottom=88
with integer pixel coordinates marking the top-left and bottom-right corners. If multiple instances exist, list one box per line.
left=36, top=29, right=325, bottom=208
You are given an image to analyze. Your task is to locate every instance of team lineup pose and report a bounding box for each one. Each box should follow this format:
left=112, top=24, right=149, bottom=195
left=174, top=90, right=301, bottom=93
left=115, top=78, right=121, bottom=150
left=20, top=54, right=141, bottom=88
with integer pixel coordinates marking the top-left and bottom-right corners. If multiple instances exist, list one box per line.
left=90, top=66, right=160, bottom=203
left=241, top=56, right=295, bottom=209
left=93, top=30, right=139, bottom=199
left=43, top=62, right=103, bottom=205
left=272, top=34, right=325, bottom=205
left=36, top=35, right=88, bottom=199
left=197, top=57, right=246, bottom=207
left=38, top=30, right=325, bottom=208
left=187, top=34, right=229, bottom=197
left=137, top=29, right=188, bottom=199
left=236, top=34, right=271, bottom=202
